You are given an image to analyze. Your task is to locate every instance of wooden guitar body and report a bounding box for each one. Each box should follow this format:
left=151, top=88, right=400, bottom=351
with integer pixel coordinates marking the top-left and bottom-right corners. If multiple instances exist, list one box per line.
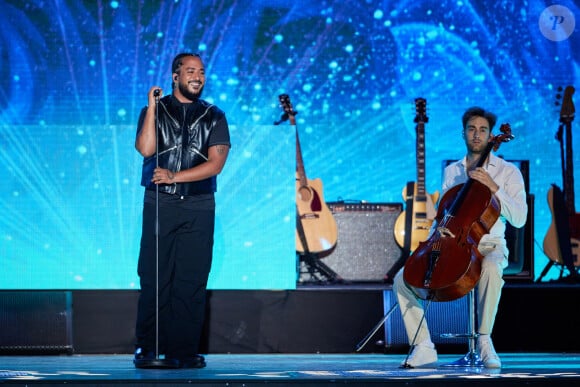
left=295, top=176, right=338, bottom=254
left=543, top=185, right=580, bottom=266
left=394, top=185, right=439, bottom=252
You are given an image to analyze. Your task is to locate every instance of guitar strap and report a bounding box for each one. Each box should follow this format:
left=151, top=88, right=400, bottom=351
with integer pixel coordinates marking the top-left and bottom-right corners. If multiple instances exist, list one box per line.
left=403, top=181, right=415, bottom=255
left=295, top=206, right=311, bottom=254
left=385, top=182, right=415, bottom=282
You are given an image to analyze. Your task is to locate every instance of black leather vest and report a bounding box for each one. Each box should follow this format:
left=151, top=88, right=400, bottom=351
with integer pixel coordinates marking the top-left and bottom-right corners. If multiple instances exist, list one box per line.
left=139, top=95, right=226, bottom=195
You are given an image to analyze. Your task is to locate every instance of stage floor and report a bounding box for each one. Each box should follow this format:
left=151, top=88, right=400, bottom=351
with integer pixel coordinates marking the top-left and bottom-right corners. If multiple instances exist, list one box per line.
left=1, top=353, right=579, bottom=386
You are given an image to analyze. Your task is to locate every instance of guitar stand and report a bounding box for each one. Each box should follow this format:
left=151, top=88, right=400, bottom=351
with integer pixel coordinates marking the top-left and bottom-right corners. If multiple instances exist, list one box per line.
left=537, top=260, right=580, bottom=283
left=299, top=252, right=343, bottom=284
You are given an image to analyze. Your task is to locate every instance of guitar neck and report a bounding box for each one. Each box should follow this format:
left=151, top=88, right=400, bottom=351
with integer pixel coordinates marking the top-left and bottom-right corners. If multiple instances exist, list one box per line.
left=296, top=127, right=308, bottom=186
left=559, top=85, right=576, bottom=214
left=416, top=121, right=426, bottom=197
left=564, top=121, right=576, bottom=214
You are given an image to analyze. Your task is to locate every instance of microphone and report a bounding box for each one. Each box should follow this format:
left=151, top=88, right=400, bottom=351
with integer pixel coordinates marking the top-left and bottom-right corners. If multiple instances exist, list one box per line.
left=153, top=89, right=161, bottom=97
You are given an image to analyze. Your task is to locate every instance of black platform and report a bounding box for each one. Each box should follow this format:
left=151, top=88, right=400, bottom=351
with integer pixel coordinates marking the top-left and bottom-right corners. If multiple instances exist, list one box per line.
left=1, top=282, right=579, bottom=386
left=62, top=283, right=580, bottom=355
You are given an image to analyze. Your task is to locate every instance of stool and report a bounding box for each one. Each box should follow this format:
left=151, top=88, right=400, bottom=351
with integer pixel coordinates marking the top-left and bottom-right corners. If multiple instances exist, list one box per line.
left=440, top=288, right=483, bottom=367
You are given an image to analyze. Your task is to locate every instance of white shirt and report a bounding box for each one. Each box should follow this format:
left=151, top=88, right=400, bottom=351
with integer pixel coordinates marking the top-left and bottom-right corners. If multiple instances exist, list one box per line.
left=440, top=153, right=528, bottom=257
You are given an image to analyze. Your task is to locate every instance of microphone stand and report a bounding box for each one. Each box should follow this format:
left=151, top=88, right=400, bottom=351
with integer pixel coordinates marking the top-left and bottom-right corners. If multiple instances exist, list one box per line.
left=134, top=90, right=180, bottom=369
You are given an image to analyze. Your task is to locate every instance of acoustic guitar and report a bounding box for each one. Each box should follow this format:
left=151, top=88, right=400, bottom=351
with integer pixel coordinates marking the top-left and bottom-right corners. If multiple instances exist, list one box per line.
left=543, top=85, right=580, bottom=268
left=394, top=98, right=439, bottom=252
left=278, top=94, right=338, bottom=254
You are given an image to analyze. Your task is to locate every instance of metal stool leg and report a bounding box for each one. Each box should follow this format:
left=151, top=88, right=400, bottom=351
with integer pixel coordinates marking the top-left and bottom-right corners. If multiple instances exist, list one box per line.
left=440, top=289, right=483, bottom=367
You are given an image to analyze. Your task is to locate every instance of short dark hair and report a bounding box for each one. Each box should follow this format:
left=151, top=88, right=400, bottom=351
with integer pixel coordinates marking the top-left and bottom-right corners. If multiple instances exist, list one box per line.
left=171, top=52, right=202, bottom=74
left=461, top=106, right=497, bottom=131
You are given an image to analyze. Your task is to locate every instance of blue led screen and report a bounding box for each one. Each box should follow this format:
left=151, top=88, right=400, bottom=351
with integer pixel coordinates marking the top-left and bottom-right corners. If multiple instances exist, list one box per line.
left=1, top=0, right=579, bottom=289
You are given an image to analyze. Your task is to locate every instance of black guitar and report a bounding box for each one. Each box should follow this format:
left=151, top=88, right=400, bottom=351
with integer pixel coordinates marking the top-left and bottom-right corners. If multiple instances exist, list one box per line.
left=542, top=85, right=579, bottom=278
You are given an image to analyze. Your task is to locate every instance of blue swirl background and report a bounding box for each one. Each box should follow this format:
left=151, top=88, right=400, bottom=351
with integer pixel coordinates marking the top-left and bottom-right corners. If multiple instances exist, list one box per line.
left=1, top=0, right=578, bottom=289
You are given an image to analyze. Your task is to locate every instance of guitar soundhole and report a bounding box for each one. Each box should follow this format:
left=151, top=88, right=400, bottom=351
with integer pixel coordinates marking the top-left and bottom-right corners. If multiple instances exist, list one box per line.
left=298, top=186, right=322, bottom=211
left=298, top=186, right=312, bottom=202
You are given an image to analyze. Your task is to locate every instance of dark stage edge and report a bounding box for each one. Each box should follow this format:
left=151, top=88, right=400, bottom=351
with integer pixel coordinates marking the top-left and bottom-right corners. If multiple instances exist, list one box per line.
left=3, top=282, right=580, bottom=356
left=1, top=353, right=580, bottom=386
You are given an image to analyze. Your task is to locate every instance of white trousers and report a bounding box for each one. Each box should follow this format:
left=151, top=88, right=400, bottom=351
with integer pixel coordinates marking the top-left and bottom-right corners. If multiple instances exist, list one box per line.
left=392, top=246, right=507, bottom=346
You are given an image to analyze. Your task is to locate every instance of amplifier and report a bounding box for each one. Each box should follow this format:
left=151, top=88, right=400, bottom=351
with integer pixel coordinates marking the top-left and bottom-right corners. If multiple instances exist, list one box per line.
left=314, top=202, right=404, bottom=282
left=0, top=291, right=73, bottom=354
left=383, top=289, right=468, bottom=347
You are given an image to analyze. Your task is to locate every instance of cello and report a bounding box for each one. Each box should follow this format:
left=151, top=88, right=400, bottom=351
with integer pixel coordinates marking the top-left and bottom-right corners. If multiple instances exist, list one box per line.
left=403, top=123, right=514, bottom=302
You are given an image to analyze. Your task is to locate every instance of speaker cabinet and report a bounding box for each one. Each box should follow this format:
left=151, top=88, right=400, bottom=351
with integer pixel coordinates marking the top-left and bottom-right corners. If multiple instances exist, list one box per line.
left=312, top=202, right=403, bottom=282
left=504, top=194, right=535, bottom=281
left=383, top=290, right=468, bottom=347
left=0, top=291, right=73, bottom=354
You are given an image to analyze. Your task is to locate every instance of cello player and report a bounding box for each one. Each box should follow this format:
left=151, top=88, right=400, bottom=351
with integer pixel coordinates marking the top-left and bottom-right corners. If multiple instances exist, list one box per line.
left=392, top=106, right=528, bottom=368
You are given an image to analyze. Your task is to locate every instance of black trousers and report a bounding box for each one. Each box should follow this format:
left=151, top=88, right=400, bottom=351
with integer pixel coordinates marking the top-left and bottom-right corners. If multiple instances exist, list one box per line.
left=135, top=200, right=215, bottom=359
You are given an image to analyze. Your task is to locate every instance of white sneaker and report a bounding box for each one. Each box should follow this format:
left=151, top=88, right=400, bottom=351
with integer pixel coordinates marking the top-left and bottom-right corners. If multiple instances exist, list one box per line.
left=477, top=334, right=501, bottom=368
left=402, top=343, right=438, bottom=368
